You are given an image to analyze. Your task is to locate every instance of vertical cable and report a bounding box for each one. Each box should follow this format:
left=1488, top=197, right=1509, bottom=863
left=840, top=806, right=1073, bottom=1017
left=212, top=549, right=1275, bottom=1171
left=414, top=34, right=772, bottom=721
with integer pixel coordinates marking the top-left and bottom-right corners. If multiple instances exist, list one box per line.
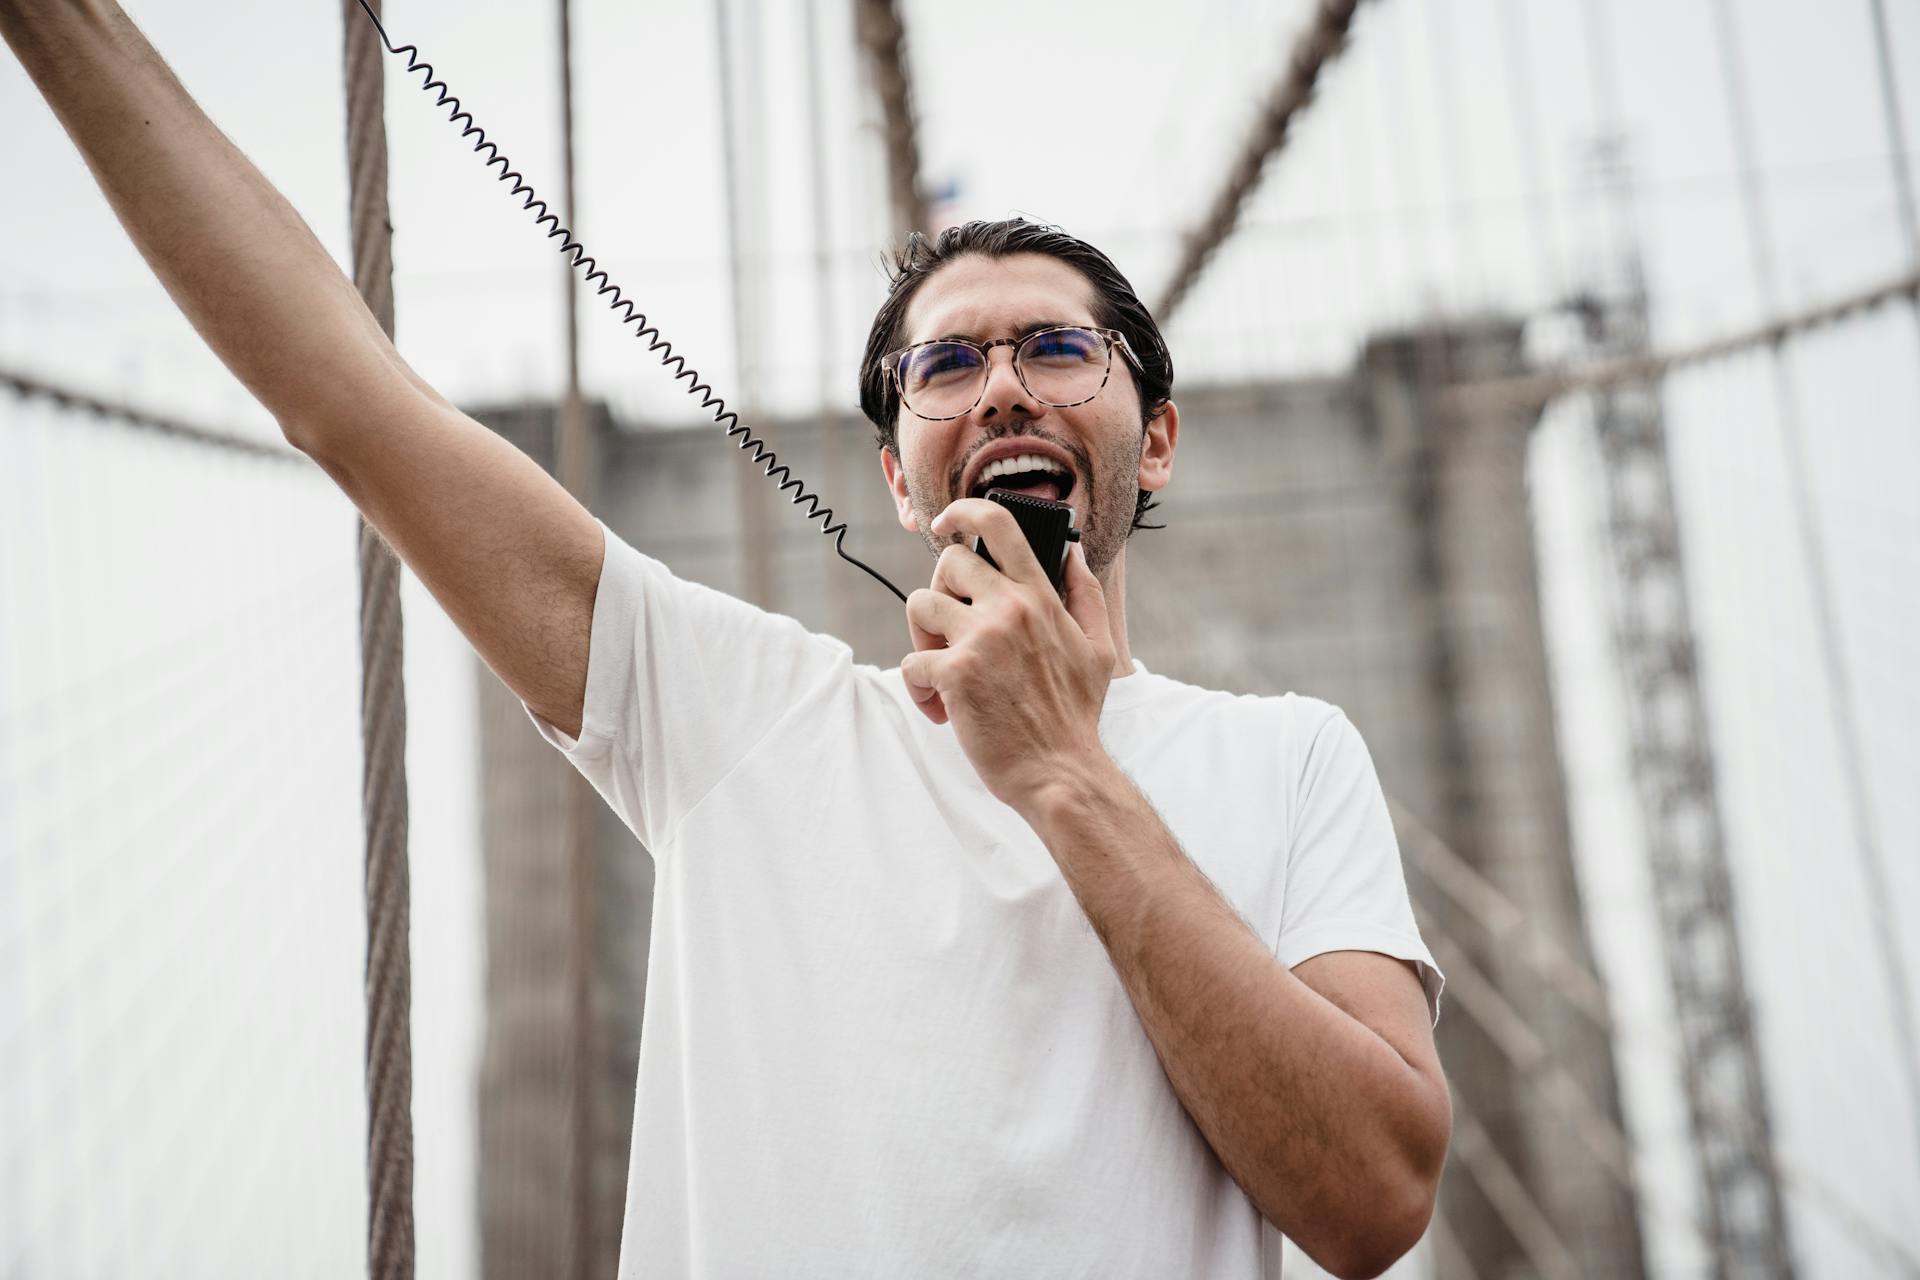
left=553, top=4, right=599, bottom=1275
left=341, top=2, right=414, bottom=1275
left=556, top=0, right=591, bottom=503
left=1864, top=0, right=1920, bottom=364
left=1420, top=1, right=1485, bottom=304
left=1494, top=0, right=1564, bottom=305
left=714, top=0, right=773, bottom=608
left=1865, top=0, right=1919, bottom=269
left=1711, top=0, right=1920, bottom=1182
left=802, top=0, right=852, bottom=643
left=853, top=0, right=929, bottom=238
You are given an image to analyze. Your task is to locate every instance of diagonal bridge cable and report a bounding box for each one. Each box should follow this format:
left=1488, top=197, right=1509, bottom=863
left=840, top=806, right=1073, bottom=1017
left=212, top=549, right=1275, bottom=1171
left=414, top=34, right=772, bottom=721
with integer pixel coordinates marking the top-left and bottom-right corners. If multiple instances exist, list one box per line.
left=1394, top=800, right=1920, bottom=1277
left=0, top=365, right=303, bottom=463
left=1438, top=265, right=1920, bottom=417
left=1154, top=0, right=1367, bottom=324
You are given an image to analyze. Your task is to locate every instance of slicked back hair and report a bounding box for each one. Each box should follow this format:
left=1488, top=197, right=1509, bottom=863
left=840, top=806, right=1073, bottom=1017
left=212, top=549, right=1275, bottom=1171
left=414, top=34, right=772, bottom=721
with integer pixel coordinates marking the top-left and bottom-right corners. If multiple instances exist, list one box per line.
left=858, top=218, right=1174, bottom=533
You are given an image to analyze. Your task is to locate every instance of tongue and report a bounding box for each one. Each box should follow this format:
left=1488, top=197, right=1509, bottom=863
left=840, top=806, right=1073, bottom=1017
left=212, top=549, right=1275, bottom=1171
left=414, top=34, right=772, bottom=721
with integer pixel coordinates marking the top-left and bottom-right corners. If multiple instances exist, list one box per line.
left=986, top=475, right=1068, bottom=502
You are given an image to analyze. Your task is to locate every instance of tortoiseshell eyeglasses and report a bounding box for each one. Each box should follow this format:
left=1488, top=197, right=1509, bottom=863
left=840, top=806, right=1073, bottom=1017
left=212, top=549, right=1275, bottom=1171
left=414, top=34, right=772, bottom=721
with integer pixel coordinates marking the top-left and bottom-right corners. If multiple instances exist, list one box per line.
left=882, top=325, right=1144, bottom=422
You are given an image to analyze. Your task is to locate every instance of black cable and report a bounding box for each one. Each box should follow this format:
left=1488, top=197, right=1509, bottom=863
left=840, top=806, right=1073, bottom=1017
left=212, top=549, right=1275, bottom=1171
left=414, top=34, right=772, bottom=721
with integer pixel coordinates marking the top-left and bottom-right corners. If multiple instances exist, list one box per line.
left=352, top=0, right=908, bottom=605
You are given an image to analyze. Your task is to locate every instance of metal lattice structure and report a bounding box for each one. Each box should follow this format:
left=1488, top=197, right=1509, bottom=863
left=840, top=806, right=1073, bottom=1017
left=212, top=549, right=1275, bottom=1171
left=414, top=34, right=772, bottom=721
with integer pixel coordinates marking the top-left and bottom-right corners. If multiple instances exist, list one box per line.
left=1575, top=261, right=1796, bottom=1275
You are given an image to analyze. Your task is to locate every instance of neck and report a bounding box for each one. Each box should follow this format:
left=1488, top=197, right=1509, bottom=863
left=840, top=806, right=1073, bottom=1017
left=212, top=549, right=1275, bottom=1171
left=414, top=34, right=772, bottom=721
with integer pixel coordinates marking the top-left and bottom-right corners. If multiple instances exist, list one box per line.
left=1098, top=548, right=1134, bottom=677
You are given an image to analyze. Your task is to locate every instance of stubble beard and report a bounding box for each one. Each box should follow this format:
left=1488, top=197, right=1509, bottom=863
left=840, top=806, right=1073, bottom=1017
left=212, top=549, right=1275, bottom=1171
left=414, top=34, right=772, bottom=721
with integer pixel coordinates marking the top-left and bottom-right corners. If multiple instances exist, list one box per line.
left=902, top=420, right=1146, bottom=580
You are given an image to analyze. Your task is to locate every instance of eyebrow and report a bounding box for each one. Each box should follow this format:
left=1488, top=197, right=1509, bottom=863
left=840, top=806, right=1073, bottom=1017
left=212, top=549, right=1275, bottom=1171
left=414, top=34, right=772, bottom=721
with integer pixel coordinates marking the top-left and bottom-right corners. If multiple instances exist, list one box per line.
left=924, top=318, right=1084, bottom=345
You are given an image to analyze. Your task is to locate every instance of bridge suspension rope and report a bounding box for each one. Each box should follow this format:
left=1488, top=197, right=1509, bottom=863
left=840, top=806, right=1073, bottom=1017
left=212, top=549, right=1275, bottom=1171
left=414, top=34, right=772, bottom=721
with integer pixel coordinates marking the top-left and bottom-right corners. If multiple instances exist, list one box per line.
left=0, top=365, right=300, bottom=462
left=1439, top=265, right=1920, bottom=416
left=341, top=1, right=416, bottom=1276
left=1154, top=0, right=1365, bottom=323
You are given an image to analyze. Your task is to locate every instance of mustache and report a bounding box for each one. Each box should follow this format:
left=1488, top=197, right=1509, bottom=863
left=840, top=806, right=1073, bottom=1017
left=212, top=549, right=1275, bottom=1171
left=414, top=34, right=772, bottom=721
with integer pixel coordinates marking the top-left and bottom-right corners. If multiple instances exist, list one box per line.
left=947, top=423, right=1092, bottom=494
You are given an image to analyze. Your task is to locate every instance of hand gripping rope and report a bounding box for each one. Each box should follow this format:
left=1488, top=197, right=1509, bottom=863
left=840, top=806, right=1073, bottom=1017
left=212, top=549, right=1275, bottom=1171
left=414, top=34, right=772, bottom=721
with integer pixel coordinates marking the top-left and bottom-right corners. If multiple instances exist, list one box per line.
left=353, top=0, right=909, bottom=605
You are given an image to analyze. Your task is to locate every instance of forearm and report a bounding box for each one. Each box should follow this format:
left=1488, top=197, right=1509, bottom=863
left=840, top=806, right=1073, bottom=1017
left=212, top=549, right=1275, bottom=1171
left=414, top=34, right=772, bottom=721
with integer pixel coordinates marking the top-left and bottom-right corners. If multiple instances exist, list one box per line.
left=0, top=2, right=440, bottom=443
left=1023, top=759, right=1444, bottom=1273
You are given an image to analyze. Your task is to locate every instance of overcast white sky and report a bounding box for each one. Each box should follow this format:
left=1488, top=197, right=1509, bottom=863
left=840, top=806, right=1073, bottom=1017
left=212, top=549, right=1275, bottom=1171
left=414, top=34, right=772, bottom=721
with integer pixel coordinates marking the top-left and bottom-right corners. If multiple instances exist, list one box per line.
left=4, top=1, right=1919, bottom=1275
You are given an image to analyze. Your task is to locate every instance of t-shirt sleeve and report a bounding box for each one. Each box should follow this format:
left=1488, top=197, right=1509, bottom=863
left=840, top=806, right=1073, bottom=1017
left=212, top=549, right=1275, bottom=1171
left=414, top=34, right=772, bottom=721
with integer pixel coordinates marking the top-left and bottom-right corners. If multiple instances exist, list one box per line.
left=1275, top=708, right=1445, bottom=1025
left=523, top=520, right=852, bottom=850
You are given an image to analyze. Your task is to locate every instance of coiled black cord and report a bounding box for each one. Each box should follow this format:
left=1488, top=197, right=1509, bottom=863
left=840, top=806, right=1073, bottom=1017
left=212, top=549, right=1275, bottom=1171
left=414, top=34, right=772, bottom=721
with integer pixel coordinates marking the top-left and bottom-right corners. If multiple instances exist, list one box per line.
left=353, top=0, right=908, bottom=605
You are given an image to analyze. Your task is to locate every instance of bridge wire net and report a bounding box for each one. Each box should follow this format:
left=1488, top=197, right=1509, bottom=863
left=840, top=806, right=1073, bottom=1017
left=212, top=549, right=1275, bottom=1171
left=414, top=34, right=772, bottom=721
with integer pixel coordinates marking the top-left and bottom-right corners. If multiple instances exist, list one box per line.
left=0, top=389, right=376, bottom=1274
left=6, top=0, right=1920, bottom=1276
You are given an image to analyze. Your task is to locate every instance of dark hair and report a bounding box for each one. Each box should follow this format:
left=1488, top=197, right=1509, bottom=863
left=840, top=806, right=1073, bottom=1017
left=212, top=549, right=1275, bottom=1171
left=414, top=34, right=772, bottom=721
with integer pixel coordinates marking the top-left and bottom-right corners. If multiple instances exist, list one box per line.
left=857, top=218, right=1174, bottom=533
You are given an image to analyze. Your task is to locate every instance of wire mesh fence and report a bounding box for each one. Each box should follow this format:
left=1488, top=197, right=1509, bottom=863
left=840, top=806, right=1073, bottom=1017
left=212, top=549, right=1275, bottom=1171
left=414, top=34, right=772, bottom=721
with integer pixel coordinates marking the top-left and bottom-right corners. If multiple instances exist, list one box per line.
left=0, top=397, right=485, bottom=1279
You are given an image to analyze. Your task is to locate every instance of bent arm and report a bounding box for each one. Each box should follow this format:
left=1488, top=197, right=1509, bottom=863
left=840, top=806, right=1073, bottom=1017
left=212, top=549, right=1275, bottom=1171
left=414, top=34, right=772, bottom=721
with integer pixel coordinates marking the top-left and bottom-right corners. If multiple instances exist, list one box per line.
left=2, top=1, right=602, bottom=735
left=1027, top=759, right=1450, bottom=1280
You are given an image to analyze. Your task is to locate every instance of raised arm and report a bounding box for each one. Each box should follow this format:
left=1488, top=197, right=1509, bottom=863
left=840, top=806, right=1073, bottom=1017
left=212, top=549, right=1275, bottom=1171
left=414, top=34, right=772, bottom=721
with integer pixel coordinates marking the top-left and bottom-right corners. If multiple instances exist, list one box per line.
left=1, top=1, right=602, bottom=736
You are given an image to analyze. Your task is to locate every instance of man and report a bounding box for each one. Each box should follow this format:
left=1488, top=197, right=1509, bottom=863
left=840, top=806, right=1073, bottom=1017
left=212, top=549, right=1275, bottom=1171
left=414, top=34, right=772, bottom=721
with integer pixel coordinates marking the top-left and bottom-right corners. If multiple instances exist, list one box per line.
left=3, top=5, right=1449, bottom=1277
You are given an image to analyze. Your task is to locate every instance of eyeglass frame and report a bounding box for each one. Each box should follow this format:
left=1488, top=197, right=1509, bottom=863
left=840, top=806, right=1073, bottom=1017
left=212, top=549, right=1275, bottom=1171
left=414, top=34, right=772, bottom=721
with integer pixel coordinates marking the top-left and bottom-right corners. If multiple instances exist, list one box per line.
left=881, top=325, right=1146, bottom=423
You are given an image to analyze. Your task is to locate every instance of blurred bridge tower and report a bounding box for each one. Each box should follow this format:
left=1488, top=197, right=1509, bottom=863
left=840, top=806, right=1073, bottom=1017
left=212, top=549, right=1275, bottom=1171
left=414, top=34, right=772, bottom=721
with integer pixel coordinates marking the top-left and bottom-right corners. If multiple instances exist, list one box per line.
left=469, top=401, right=643, bottom=1280
left=1352, top=322, right=1649, bottom=1278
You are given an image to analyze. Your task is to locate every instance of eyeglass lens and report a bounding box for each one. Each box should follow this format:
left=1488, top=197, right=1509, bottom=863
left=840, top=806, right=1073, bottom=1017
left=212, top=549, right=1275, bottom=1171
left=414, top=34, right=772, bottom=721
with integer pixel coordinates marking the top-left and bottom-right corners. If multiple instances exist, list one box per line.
left=899, top=328, right=1110, bottom=418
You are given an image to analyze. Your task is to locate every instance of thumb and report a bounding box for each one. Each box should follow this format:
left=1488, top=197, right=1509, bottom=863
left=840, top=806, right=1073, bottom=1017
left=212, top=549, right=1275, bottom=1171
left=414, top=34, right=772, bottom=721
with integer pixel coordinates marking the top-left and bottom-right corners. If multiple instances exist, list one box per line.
left=1060, top=539, right=1107, bottom=642
left=900, top=651, right=950, bottom=724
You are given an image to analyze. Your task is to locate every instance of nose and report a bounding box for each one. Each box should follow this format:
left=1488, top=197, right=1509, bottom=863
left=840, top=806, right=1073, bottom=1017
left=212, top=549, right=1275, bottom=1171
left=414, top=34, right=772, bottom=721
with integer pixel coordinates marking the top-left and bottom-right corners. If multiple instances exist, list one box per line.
left=976, top=344, right=1037, bottom=421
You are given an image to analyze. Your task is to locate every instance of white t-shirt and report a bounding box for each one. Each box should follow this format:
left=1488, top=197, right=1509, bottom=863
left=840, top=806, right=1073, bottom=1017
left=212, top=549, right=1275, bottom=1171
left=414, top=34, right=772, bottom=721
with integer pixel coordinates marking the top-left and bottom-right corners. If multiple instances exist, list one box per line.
left=528, top=524, right=1444, bottom=1280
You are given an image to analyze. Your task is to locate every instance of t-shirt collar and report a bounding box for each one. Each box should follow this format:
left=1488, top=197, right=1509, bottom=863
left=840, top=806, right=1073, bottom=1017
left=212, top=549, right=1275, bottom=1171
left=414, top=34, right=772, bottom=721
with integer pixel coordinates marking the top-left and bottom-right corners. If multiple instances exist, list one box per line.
left=1101, top=658, right=1155, bottom=715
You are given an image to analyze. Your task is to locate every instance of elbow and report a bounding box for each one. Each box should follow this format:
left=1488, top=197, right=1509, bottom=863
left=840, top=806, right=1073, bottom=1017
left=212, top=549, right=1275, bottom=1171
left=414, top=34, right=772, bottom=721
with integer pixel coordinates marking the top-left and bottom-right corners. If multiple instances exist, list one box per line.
left=1315, top=1184, right=1439, bottom=1280
left=1326, top=1210, right=1431, bottom=1279
left=1314, top=1103, right=1451, bottom=1279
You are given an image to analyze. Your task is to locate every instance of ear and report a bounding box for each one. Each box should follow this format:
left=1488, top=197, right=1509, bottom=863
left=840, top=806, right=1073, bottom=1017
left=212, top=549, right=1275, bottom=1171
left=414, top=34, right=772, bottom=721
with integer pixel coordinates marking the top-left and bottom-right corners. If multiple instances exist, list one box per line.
left=1137, top=399, right=1179, bottom=494
left=878, top=442, right=919, bottom=533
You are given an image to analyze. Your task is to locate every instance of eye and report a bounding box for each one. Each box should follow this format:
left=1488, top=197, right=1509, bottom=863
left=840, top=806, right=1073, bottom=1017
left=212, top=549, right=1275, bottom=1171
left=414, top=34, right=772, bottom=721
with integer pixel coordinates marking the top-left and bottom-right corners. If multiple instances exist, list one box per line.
left=1024, top=329, right=1101, bottom=363
left=904, top=343, right=981, bottom=384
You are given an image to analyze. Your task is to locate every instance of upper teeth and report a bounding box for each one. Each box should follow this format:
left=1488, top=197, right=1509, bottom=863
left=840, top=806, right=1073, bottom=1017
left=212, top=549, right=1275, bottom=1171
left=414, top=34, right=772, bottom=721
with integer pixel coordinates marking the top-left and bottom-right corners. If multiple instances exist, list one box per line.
left=976, top=453, right=1068, bottom=486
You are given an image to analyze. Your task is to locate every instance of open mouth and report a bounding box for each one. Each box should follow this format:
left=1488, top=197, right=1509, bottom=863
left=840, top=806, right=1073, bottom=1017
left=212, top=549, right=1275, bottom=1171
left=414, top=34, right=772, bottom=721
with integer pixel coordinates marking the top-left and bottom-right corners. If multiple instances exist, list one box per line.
left=968, top=452, right=1076, bottom=504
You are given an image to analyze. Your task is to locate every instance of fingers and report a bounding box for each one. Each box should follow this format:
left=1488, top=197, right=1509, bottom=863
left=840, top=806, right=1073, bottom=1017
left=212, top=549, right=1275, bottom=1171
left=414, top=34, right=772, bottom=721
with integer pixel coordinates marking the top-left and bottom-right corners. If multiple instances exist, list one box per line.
left=930, top=541, right=996, bottom=604
left=902, top=570, right=972, bottom=726
left=1059, top=539, right=1109, bottom=645
left=930, top=498, right=1047, bottom=590
left=905, top=586, right=968, bottom=654
left=899, top=650, right=949, bottom=724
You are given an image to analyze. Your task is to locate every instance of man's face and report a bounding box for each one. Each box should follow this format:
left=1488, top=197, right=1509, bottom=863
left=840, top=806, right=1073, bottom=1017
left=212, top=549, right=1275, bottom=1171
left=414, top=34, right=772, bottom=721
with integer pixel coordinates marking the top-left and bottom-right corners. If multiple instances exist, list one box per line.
left=878, top=253, right=1176, bottom=578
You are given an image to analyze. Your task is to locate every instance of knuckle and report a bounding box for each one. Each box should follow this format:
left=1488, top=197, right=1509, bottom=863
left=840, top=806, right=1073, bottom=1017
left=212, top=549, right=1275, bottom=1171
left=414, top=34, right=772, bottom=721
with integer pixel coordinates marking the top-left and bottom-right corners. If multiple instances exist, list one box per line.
left=906, top=591, right=950, bottom=634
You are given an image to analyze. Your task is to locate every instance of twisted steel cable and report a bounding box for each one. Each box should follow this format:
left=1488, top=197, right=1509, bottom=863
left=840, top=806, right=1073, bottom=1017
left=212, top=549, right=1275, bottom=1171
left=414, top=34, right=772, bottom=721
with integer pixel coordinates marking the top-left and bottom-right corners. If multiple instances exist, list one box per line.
left=1439, top=265, right=1920, bottom=418
left=0, top=366, right=301, bottom=461
left=342, top=3, right=415, bottom=1276
left=1154, top=0, right=1363, bottom=324
left=854, top=0, right=928, bottom=238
